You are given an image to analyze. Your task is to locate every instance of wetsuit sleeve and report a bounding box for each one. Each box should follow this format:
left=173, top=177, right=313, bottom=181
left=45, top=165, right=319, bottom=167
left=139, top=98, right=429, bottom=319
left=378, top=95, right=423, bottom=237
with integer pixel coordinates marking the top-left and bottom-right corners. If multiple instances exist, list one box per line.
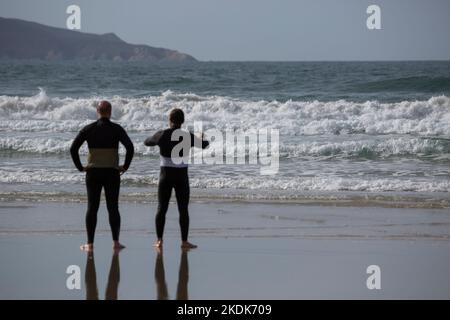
left=118, top=126, right=134, bottom=171
left=190, top=132, right=209, bottom=149
left=70, top=127, right=87, bottom=172
left=144, top=130, right=163, bottom=147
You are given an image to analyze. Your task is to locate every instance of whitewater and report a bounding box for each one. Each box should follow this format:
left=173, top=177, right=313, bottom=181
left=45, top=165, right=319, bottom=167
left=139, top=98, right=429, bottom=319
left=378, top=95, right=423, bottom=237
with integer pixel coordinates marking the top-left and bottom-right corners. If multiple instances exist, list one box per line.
left=1, top=89, right=449, bottom=202
left=1, top=61, right=449, bottom=205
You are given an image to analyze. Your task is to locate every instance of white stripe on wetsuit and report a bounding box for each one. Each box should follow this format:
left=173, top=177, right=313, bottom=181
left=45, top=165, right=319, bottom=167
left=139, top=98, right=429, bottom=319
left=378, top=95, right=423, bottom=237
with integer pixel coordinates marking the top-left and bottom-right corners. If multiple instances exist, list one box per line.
left=160, top=156, right=189, bottom=168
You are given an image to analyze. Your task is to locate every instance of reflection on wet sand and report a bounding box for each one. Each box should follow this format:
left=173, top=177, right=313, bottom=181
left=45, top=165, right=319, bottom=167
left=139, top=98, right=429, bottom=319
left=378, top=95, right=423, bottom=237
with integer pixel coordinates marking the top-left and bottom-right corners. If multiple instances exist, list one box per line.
left=154, top=249, right=190, bottom=300
left=154, top=249, right=168, bottom=300
left=176, top=250, right=189, bottom=300
left=84, top=252, right=120, bottom=300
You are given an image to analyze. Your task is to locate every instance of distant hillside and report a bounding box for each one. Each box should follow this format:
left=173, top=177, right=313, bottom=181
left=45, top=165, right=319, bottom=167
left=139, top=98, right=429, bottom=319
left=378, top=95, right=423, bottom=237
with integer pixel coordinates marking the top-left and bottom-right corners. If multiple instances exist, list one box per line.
left=0, top=17, right=197, bottom=62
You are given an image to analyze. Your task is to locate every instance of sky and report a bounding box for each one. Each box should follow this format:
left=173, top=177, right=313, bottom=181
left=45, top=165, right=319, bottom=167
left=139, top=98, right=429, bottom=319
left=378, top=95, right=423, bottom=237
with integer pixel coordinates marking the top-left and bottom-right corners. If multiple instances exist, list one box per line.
left=1, top=0, right=450, bottom=61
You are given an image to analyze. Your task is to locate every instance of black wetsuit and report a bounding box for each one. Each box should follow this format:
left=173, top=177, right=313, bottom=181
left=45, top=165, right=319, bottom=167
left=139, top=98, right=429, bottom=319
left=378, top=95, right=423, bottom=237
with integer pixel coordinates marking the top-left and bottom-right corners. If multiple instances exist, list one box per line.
left=144, top=128, right=209, bottom=241
left=70, top=117, right=134, bottom=243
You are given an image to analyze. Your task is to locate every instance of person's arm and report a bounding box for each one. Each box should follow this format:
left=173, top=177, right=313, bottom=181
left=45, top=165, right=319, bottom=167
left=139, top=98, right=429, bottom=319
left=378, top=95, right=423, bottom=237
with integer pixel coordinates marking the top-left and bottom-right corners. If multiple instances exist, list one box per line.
left=190, top=132, right=209, bottom=149
left=144, top=130, right=163, bottom=147
left=118, top=127, right=134, bottom=171
left=70, top=128, right=87, bottom=172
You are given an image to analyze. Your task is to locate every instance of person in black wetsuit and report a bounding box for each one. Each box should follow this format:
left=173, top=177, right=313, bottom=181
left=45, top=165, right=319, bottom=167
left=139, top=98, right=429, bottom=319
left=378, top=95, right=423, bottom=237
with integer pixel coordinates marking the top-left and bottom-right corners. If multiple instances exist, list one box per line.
left=70, top=101, right=134, bottom=252
left=144, top=108, right=209, bottom=249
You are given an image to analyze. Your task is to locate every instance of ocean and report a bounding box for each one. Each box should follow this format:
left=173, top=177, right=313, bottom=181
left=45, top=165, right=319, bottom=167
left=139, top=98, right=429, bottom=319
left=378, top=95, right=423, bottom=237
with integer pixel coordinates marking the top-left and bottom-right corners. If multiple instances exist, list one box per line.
left=1, top=60, right=449, bottom=205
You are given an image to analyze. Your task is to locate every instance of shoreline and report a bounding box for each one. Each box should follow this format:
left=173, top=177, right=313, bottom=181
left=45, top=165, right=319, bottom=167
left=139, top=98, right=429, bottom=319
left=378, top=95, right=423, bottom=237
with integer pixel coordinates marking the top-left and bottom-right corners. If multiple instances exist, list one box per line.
left=1, top=200, right=449, bottom=241
left=1, top=191, right=449, bottom=209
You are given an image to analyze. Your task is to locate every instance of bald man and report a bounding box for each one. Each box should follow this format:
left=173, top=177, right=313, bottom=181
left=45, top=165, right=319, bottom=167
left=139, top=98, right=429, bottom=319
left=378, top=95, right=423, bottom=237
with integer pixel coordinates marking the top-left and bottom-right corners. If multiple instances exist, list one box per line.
left=70, top=101, right=134, bottom=252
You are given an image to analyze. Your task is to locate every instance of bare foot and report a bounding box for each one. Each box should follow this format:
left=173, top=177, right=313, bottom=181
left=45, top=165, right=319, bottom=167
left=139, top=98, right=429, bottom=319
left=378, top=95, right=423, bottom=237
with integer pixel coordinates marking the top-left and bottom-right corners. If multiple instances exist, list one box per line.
left=113, top=241, right=126, bottom=253
left=80, top=243, right=94, bottom=252
left=181, top=241, right=197, bottom=249
left=153, top=239, right=163, bottom=248
left=154, top=246, right=163, bottom=255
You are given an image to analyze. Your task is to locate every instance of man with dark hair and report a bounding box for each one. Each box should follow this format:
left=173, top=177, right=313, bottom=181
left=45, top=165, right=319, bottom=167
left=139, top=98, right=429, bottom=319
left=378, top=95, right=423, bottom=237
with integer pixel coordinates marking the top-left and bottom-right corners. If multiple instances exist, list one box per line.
left=169, top=108, right=184, bottom=126
left=70, top=100, right=134, bottom=252
left=144, top=108, right=209, bottom=249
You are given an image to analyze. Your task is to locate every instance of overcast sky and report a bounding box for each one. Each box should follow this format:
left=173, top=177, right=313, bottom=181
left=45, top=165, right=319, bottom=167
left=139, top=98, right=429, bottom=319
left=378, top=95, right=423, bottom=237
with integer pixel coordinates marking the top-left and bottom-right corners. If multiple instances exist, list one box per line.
left=1, top=0, right=449, bottom=61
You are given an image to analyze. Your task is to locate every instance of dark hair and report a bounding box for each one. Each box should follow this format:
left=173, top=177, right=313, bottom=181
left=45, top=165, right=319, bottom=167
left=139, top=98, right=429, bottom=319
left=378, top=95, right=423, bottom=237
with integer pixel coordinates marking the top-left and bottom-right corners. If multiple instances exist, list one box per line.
left=97, top=100, right=112, bottom=115
left=169, top=108, right=184, bottom=127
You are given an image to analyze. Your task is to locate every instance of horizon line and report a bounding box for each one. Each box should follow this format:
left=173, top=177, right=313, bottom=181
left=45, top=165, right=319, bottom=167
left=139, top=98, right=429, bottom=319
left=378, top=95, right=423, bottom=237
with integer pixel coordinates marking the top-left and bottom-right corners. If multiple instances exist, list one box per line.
left=1, top=58, right=450, bottom=63
left=200, top=59, right=450, bottom=62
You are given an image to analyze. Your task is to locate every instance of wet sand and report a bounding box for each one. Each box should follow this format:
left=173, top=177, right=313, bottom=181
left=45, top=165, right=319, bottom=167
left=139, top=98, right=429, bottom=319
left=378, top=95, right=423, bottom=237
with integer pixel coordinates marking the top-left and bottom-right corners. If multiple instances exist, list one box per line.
left=1, top=201, right=450, bottom=299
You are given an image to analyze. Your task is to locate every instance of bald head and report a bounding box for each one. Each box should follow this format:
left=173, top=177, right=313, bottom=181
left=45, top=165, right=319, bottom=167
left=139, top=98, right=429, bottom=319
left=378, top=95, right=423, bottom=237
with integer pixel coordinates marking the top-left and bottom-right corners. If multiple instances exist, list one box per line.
left=97, top=101, right=112, bottom=118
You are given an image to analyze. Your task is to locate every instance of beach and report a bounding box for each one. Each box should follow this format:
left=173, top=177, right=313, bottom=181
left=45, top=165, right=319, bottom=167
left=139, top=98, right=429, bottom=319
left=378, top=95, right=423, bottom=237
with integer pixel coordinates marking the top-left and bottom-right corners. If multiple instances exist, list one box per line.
left=1, top=60, right=450, bottom=300
left=1, top=0, right=450, bottom=303
left=1, top=199, right=450, bottom=299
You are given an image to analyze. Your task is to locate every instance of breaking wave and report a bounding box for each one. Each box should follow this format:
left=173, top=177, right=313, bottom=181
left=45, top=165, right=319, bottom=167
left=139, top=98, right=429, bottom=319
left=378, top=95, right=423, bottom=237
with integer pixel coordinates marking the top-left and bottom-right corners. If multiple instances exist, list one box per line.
left=0, top=89, right=449, bottom=136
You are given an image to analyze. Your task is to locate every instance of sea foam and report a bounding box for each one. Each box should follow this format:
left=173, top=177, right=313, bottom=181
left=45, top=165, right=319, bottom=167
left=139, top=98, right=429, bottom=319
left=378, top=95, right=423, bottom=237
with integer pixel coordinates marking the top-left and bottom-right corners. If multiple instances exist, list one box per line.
left=1, top=168, right=448, bottom=193
left=0, top=89, right=449, bottom=136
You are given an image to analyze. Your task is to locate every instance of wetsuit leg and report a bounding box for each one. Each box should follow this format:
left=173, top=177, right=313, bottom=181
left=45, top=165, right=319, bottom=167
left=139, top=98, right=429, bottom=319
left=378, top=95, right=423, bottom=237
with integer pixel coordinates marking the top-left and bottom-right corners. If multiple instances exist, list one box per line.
left=85, top=170, right=102, bottom=244
left=104, top=169, right=121, bottom=242
left=174, top=168, right=190, bottom=242
left=156, top=167, right=173, bottom=239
